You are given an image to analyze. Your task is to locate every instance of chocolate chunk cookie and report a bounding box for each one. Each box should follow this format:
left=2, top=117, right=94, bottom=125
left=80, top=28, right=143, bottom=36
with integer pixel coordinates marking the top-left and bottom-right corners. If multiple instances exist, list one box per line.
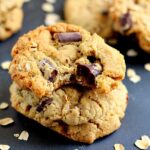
left=9, top=23, right=125, bottom=97
left=0, top=0, right=24, bottom=40
left=109, top=0, right=150, bottom=53
left=65, top=0, right=114, bottom=39
left=10, top=82, right=128, bottom=144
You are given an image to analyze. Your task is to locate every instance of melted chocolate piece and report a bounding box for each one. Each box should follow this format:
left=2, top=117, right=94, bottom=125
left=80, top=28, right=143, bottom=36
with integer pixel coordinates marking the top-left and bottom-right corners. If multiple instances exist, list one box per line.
left=120, top=12, right=132, bottom=31
left=38, top=58, right=58, bottom=82
left=87, top=56, right=96, bottom=63
left=77, top=64, right=102, bottom=85
left=49, top=69, right=58, bottom=82
left=36, top=98, right=52, bottom=112
left=54, top=32, right=82, bottom=42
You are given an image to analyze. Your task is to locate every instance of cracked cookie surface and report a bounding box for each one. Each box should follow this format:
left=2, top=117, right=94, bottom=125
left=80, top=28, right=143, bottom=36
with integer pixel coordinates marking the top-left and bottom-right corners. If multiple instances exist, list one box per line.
left=9, top=23, right=125, bottom=98
left=65, top=0, right=114, bottom=39
left=0, top=0, right=24, bottom=40
left=10, top=82, right=128, bottom=144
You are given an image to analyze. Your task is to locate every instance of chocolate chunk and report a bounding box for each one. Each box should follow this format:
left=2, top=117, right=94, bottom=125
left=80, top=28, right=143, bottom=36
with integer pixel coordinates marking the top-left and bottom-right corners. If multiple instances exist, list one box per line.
left=49, top=69, right=58, bottom=82
left=77, top=64, right=102, bottom=84
left=54, top=32, right=82, bottom=42
left=25, top=105, right=32, bottom=112
left=120, top=12, right=132, bottom=31
left=38, top=58, right=58, bottom=82
left=87, top=56, right=96, bottom=63
left=36, top=98, right=52, bottom=112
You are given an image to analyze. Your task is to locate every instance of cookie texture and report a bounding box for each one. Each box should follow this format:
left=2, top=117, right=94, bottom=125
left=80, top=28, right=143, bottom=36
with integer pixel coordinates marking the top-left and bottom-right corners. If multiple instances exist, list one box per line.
left=9, top=23, right=125, bottom=98
left=65, top=0, right=114, bottom=39
left=65, top=0, right=150, bottom=53
left=0, top=0, right=24, bottom=40
left=110, top=0, right=150, bottom=53
left=10, top=82, right=128, bottom=144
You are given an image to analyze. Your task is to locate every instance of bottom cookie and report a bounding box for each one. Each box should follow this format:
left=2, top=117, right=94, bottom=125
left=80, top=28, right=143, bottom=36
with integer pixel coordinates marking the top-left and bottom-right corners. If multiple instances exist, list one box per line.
left=10, top=82, right=128, bottom=144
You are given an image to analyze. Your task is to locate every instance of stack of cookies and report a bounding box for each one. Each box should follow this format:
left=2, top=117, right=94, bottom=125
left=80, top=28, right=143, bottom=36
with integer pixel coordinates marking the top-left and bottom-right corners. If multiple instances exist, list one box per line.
left=9, top=23, right=128, bottom=143
left=0, top=0, right=24, bottom=40
left=65, top=0, right=150, bottom=53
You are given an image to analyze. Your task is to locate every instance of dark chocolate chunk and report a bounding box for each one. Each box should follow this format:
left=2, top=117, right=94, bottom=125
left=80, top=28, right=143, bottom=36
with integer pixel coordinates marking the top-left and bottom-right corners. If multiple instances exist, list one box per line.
left=25, top=105, right=32, bottom=112
left=49, top=69, right=58, bottom=82
left=36, top=98, right=52, bottom=112
left=87, top=56, right=96, bottom=63
left=38, top=58, right=58, bottom=82
left=77, top=64, right=102, bottom=85
left=120, top=12, right=132, bottom=31
left=54, top=32, right=82, bottom=42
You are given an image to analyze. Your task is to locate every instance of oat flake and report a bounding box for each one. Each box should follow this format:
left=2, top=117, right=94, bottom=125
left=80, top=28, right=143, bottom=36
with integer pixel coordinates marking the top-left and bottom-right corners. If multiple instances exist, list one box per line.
left=42, top=3, right=54, bottom=13
left=18, top=131, right=29, bottom=141
left=0, top=117, right=14, bottom=126
left=46, top=0, right=56, bottom=3
left=1, top=61, right=11, bottom=70
left=127, top=68, right=136, bottom=77
left=129, top=75, right=141, bottom=83
left=14, top=133, right=19, bottom=138
left=144, top=63, right=150, bottom=72
left=127, top=49, right=138, bottom=57
left=114, top=144, right=125, bottom=150
left=45, top=14, right=60, bottom=25
left=0, top=144, right=10, bottom=150
left=0, top=102, right=9, bottom=110
left=135, top=135, right=150, bottom=150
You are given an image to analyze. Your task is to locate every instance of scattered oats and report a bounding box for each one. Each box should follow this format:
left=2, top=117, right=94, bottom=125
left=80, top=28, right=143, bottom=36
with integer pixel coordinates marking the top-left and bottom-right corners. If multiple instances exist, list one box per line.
left=45, top=14, right=60, bottom=25
left=114, top=144, right=125, bottom=150
left=0, top=117, right=14, bottom=126
left=1, top=61, right=11, bottom=70
left=127, top=49, right=138, bottom=57
left=135, top=135, right=150, bottom=150
left=25, top=63, right=31, bottom=71
left=42, top=3, right=54, bottom=13
left=18, top=131, right=29, bottom=141
left=129, top=75, right=141, bottom=83
left=24, top=0, right=31, bottom=2
left=144, top=63, right=150, bottom=72
left=127, top=68, right=141, bottom=83
left=127, top=68, right=136, bottom=77
left=14, top=133, right=19, bottom=138
left=107, top=38, right=118, bottom=45
left=46, top=0, right=56, bottom=3
left=0, top=144, right=10, bottom=150
left=141, top=135, right=150, bottom=145
left=0, top=102, right=9, bottom=110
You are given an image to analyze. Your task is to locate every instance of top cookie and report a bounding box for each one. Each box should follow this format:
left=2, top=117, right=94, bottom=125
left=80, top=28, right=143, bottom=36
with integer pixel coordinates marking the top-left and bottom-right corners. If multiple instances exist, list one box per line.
left=9, top=23, right=125, bottom=98
left=65, top=0, right=114, bottom=39
left=110, top=0, right=150, bottom=53
left=0, top=0, right=24, bottom=40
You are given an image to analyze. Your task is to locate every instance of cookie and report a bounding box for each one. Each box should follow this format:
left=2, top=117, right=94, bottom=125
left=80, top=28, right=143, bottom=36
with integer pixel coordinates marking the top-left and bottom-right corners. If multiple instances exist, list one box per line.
left=110, top=0, right=150, bottom=53
left=0, top=0, right=24, bottom=40
left=65, top=0, right=114, bottom=39
left=9, top=23, right=126, bottom=98
left=10, top=82, right=128, bottom=144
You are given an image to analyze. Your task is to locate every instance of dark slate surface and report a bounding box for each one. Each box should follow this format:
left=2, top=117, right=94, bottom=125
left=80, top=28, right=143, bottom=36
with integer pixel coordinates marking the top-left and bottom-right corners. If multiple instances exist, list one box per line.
left=0, top=0, right=150, bottom=149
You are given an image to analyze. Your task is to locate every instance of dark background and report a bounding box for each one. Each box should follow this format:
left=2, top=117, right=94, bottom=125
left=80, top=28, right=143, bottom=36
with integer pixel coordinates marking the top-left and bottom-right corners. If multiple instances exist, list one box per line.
left=0, top=0, right=150, bottom=149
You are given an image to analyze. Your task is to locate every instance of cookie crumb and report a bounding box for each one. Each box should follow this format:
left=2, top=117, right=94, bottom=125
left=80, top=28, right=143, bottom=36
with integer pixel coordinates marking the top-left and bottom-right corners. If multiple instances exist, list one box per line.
left=1, top=61, right=11, bottom=70
left=144, top=63, right=150, bottom=72
left=42, top=3, right=54, bottom=13
left=0, top=117, right=14, bottom=126
left=0, top=102, right=9, bottom=110
left=18, top=131, right=29, bottom=141
left=45, top=14, right=60, bottom=25
left=114, top=144, right=125, bottom=150
left=127, top=68, right=136, bottom=77
left=127, top=49, right=138, bottom=57
left=135, top=135, right=150, bottom=150
left=0, top=144, right=10, bottom=150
